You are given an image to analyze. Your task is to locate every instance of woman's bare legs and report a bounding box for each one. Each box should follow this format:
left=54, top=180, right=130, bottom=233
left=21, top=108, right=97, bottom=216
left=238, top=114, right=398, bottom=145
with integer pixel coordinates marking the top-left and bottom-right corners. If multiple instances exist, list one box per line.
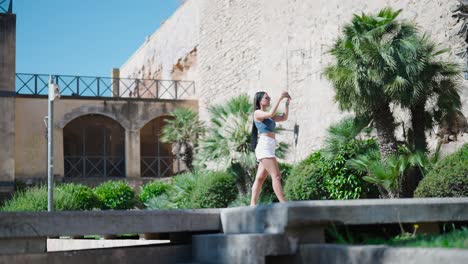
left=260, top=157, right=286, bottom=203
left=250, top=162, right=268, bottom=206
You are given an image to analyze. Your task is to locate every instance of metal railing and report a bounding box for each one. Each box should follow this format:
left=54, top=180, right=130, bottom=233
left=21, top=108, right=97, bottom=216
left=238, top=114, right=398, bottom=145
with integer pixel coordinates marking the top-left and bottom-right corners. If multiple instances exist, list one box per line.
left=16, top=73, right=195, bottom=100
left=64, top=156, right=125, bottom=178
left=141, top=156, right=181, bottom=177
left=0, top=0, right=12, bottom=13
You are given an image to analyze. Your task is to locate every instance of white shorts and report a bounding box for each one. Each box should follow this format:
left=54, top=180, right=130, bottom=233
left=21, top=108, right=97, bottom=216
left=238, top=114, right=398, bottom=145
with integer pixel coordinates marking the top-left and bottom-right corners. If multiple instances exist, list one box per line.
left=255, top=135, right=276, bottom=161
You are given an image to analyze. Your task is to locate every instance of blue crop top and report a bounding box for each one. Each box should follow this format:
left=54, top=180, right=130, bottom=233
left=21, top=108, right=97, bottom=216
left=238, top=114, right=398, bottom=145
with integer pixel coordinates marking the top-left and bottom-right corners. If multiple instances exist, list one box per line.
left=254, top=118, right=276, bottom=133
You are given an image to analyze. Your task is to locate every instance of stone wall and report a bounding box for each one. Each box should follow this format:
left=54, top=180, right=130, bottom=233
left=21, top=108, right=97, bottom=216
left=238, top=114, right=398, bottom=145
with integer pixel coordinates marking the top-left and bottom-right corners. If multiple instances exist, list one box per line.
left=120, top=0, right=200, bottom=83
left=0, top=13, right=16, bottom=195
left=121, top=0, right=468, bottom=162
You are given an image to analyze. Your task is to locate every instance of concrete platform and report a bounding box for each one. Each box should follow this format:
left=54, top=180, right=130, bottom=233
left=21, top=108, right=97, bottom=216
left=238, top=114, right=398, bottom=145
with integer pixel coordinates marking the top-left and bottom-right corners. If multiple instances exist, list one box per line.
left=221, top=198, right=468, bottom=234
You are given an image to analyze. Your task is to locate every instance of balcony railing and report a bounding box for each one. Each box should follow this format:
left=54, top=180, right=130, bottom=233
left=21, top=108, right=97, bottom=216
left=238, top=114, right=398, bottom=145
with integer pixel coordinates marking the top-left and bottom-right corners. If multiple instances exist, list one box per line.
left=141, top=156, right=181, bottom=177
left=64, top=156, right=125, bottom=178
left=0, top=0, right=12, bottom=13
left=15, top=73, right=195, bottom=100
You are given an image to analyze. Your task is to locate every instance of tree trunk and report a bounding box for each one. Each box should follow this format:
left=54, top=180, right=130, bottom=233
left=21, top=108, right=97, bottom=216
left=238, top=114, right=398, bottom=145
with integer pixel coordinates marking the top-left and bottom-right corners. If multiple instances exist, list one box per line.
left=399, top=101, right=426, bottom=197
left=410, top=101, right=428, bottom=153
left=372, top=103, right=398, bottom=159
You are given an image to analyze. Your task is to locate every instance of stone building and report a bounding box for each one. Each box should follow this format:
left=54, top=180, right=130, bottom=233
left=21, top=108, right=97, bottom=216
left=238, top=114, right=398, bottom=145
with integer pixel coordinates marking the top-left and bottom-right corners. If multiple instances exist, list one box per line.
left=121, top=0, right=468, bottom=164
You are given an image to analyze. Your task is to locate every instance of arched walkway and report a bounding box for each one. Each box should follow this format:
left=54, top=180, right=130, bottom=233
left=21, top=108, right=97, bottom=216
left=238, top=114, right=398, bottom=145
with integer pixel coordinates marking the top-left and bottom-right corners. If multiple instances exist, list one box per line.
left=63, top=114, right=125, bottom=177
left=139, top=115, right=179, bottom=177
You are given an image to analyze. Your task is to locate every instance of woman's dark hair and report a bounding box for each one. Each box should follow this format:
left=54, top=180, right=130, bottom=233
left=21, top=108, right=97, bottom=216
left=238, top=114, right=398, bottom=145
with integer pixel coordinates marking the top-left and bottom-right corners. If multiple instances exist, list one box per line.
left=250, top=91, right=266, bottom=151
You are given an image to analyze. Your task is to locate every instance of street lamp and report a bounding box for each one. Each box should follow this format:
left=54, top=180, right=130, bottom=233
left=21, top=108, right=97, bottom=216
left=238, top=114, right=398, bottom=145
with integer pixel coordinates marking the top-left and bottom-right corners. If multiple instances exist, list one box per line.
left=47, top=76, right=60, bottom=212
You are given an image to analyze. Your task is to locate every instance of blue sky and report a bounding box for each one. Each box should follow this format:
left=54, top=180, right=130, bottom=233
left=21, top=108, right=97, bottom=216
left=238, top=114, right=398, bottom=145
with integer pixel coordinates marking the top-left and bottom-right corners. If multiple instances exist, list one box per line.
left=14, top=0, right=181, bottom=77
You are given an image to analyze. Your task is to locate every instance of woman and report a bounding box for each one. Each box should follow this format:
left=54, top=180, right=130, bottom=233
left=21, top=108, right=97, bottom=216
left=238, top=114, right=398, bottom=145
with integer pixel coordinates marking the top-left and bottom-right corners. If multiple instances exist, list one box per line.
left=250, top=91, right=291, bottom=206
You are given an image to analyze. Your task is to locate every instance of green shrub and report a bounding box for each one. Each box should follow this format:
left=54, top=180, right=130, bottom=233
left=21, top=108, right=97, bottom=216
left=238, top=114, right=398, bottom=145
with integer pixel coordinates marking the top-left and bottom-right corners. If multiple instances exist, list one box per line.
left=94, top=181, right=136, bottom=210
left=55, top=183, right=99, bottom=210
left=191, top=171, right=238, bottom=208
left=1, top=183, right=98, bottom=212
left=145, top=170, right=237, bottom=209
left=284, top=139, right=378, bottom=201
left=139, top=180, right=172, bottom=205
left=415, top=144, right=468, bottom=197
left=284, top=152, right=327, bottom=200
left=323, top=139, right=379, bottom=200
left=145, top=171, right=202, bottom=210
left=1, top=185, right=48, bottom=211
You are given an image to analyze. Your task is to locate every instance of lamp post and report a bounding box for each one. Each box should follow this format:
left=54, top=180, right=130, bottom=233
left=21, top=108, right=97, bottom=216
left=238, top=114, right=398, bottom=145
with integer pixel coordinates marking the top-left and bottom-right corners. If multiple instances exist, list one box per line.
left=47, top=76, right=60, bottom=212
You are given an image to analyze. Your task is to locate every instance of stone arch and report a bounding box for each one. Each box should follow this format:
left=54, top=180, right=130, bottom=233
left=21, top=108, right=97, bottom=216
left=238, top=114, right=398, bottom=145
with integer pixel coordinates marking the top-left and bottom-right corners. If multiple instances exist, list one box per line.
left=63, top=114, right=126, bottom=178
left=56, top=105, right=130, bottom=130
left=134, top=108, right=171, bottom=130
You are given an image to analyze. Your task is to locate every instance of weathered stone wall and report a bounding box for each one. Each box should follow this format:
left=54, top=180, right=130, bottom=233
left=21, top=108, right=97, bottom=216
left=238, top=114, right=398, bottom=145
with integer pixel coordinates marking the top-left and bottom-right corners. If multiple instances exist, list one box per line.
left=120, top=0, right=200, bottom=83
left=0, top=13, right=16, bottom=195
left=121, top=0, right=468, bottom=162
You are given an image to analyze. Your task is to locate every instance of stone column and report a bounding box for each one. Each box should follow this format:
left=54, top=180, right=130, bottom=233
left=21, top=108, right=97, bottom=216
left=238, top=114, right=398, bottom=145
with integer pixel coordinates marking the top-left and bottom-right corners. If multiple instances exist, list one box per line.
left=125, top=129, right=141, bottom=178
left=0, top=13, right=16, bottom=199
left=112, top=68, right=120, bottom=97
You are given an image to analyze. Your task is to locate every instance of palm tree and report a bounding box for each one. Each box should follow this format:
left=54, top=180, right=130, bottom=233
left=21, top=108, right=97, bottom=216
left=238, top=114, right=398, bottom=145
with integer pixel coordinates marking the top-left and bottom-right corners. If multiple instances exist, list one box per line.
left=160, top=108, right=205, bottom=171
left=322, top=116, right=373, bottom=160
left=324, top=8, right=413, bottom=159
left=196, top=94, right=289, bottom=195
left=380, top=33, right=463, bottom=153
left=368, top=18, right=463, bottom=196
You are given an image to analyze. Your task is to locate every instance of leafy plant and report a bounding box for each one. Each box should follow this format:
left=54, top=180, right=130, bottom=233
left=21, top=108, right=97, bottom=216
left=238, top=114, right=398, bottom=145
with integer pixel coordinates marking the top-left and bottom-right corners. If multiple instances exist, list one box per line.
left=94, top=181, right=136, bottom=210
left=415, top=144, right=468, bottom=197
left=1, top=183, right=99, bottom=211
left=139, top=180, right=172, bottom=205
left=348, top=148, right=428, bottom=198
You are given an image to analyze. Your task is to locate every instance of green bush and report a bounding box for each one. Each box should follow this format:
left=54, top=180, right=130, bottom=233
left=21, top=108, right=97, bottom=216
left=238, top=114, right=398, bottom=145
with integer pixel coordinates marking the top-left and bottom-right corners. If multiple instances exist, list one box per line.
left=145, top=170, right=237, bottom=209
left=284, top=139, right=378, bottom=201
left=1, top=183, right=98, bottom=212
left=190, top=171, right=238, bottom=208
left=55, top=183, right=100, bottom=210
left=284, top=152, right=327, bottom=200
left=139, top=180, right=171, bottom=205
left=415, top=144, right=468, bottom=197
left=323, top=139, right=379, bottom=200
left=1, top=185, right=48, bottom=211
left=94, top=181, right=136, bottom=210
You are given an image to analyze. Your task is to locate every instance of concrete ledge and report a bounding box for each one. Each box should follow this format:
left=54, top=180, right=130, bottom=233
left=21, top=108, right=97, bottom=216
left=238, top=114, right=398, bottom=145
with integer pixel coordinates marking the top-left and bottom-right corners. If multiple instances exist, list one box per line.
left=221, top=198, right=468, bottom=234
left=297, top=244, right=468, bottom=264
left=0, top=244, right=192, bottom=264
left=0, top=209, right=221, bottom=238
left=193, top=233, right=297, bottom=264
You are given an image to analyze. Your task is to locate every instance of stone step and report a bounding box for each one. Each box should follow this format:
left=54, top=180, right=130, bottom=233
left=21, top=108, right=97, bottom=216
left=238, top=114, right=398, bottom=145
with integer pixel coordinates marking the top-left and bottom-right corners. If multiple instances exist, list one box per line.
left=192, top=233, right=298, bottom=264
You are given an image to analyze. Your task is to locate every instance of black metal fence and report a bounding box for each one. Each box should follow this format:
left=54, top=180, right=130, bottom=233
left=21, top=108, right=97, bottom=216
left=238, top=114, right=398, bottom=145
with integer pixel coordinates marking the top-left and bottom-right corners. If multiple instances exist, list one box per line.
left=141, top=156, right=181, bottom=178
left=64, top=156, right=125, bottom=178
left=16, top=73, right=195, bottom=100
left=0, top=0, right=12, bottom=13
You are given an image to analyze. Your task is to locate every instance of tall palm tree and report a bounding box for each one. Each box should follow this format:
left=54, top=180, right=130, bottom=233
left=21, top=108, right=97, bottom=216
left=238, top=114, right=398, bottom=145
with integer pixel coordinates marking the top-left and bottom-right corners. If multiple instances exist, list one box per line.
left=324, top=8, right=411, bottom=159
left=160, top=108, right=205, bottom=171
left=368, top=19, right=463, bottom=196
left=380, top=32, right=463, bottom=153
